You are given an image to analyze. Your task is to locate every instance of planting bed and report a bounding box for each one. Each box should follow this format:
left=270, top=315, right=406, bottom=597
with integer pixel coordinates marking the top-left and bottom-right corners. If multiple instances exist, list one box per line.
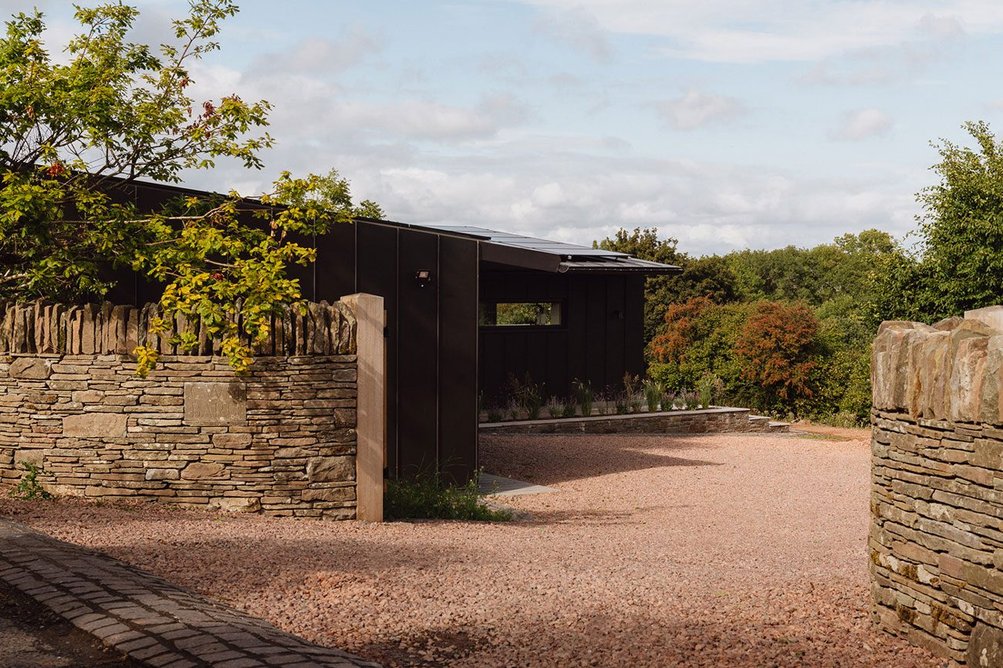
left=1, top=430, right=936, bottom=667
left=479, top=406, right=787, bottom=435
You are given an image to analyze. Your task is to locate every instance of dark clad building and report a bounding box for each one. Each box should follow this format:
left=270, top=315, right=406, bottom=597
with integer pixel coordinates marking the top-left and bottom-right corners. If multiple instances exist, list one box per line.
left=105, top=180, right=680, bottom=481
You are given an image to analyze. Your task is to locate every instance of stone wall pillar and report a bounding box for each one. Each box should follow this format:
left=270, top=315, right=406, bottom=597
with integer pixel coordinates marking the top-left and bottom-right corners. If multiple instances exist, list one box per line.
left=871, top=305, right=1003, bottom=664
left=341, top=294, right=385, bottom=522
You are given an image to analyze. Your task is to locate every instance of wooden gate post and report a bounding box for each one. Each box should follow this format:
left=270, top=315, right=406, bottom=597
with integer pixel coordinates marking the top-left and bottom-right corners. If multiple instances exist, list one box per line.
left=342, top=293, right=385, bottom=522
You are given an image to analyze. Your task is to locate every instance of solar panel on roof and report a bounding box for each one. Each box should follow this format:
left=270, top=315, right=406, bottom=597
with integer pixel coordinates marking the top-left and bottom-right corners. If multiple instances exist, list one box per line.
left=372, top=220, right=679, bottom=273
left=430, top=224, right=630, bottom=259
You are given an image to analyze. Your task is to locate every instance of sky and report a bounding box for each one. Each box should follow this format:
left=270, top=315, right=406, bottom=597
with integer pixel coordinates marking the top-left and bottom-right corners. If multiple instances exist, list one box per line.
left=7, top=0, right=1003, bottom=256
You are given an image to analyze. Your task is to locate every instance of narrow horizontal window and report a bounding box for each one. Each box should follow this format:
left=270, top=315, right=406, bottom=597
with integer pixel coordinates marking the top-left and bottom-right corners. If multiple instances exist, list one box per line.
left=480, top=302, right=563, bottom=327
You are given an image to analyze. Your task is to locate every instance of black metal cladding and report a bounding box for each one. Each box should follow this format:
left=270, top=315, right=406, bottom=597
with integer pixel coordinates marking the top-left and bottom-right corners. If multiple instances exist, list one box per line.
left=98, top=179, right=676, bottom=483
left=314, top=222, right=481, bottom=482
left=477, top=270, right=647, bottom=407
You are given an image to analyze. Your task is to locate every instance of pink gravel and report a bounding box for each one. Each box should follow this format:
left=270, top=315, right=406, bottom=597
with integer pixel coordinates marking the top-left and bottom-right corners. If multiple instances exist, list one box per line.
left=1, top=431, right=942, bottom=667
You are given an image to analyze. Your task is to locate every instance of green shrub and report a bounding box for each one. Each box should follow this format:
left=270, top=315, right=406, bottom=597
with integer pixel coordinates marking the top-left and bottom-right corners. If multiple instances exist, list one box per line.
left=696, top=373, right=722, bottom=409
left=507, top=399, right=521, bottom=421
left=663, top=390, right=677, bottom=410
left=546, top=396, right=564, bottom=418
left=682, top=390, right=700, bottom=410
left=572, top=379, right=593, bottom=416
left=561, top=401, right=577, bottom=418
left=384, top=472, right=512, bottom=521
left=643, top=379, right=664, bottom=411
left=509, top=372, right=543, bottom=420
left=10, top=462, right=52, bottom=500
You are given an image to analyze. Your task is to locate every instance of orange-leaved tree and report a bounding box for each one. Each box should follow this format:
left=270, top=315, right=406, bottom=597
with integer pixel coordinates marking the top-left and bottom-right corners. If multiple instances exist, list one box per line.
left=734, top=301, right=821, bottom=411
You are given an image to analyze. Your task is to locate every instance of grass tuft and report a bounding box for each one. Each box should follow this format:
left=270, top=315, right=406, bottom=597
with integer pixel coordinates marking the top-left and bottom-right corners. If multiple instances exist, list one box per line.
left=384, top=472, right=512, bottom=522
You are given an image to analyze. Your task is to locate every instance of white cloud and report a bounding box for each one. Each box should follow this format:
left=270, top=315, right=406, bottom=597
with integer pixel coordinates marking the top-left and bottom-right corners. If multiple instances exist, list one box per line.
left=656, top=90, right=746, bottom=130
left=831, top=108, right=893, bottom=141
left=252, top=28, right=379, bottom=75
left=517, top=0, right=1003, bottom=63
left=326, top=145, right=922, bottom=256
left=534, top=6, right=612, bottom=61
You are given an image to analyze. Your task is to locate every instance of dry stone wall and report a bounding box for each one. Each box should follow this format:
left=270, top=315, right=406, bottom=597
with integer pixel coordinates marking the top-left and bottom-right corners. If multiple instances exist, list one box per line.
left=0, top=300, right=364, bottom=519
left=871, top=306, right=1003, bottom=665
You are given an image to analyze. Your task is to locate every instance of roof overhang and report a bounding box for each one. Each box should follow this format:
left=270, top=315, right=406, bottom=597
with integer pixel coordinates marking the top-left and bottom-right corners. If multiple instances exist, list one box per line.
left=404, top=223, right=682, bottom=275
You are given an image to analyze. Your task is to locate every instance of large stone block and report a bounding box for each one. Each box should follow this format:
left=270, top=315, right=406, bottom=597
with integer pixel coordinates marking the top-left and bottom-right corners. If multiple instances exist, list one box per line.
left=968, top=622, right=1003, bottom=667
left=145, top=468, right=180, bottom=481
left=979, top=336, right=1003, bottom=424
left=183, top=382, right=246, bottom=426
left=952, top=334, right=990, bottom=423
left=873, top=322, right=934, bottom=412
left=180, top=462, right=226, bottom=479
left=14, top=449, right=44, bottom=467
left=972, top=439, right=1003, bottom=470
left=211, top=433, right=253, bottom=448
left=301, top=486, right=355, bottom=502
left=63, top=413, right=127, bottom=437
left=966, top=306, right=1003, bottom=333
left=307, top=456, right=355, bottom=483
left=9, top=357, right=51, bottom=379
left=210, top=497, right=260, bottom=513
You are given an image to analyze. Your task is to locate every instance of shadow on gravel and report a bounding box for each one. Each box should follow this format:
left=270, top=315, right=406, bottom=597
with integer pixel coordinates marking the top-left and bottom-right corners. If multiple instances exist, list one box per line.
left=481, top=434, right=723, bottom=486
left=24, top=533, right=487, bottom=599
left=345, top=603, right=939, bottom=668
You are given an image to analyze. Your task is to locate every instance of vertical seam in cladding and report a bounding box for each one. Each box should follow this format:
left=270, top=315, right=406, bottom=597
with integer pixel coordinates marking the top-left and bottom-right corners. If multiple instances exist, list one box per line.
left=473, top=240, right=481, bottom=473
left=394, top=227, right=400, bottom=480
left=435, top=235, right=441, bottom=474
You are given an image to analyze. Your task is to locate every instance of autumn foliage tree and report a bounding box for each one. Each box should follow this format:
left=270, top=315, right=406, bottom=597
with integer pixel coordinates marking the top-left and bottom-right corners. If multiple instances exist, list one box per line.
left=648, top=296, right=749, bottom=392
left=734, top=301, right=821, bottom=412
left=0, top=1, right=381, bottom=374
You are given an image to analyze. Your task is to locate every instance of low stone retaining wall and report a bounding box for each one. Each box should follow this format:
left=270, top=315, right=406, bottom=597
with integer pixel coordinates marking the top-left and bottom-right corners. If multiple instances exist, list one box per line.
left=0, top=297, right=385, bottom=520
left=871, top=306, right=1003, bottom=664
left=479, top=407, right=777, bottom=435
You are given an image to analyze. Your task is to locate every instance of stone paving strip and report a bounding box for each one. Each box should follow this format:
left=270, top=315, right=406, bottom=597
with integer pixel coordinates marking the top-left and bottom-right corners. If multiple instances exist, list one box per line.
left=0, top=519, right=380, bottom=668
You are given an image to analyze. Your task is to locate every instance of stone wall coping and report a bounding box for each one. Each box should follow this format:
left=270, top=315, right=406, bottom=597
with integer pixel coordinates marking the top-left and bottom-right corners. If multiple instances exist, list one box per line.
left=0, top=299, right=357, bottom=357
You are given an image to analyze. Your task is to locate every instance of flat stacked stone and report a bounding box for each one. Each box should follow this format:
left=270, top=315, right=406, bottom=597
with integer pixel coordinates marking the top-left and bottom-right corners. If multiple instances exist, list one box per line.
left=871, top=305, right=1003, bottom=664
left=0, top=300, right=361, bottom=520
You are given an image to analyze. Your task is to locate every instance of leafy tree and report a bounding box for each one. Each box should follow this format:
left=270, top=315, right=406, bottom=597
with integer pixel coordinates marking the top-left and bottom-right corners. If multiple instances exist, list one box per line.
left=670, top=255, right=738, bottom=304
left=595, top=228, right=737, bottom=343
left=734, top=301, right=822, bottom=413
left=647, top=296, right=749, bottom=392
left=726, top=247, right=822, bottom=304
left=814, top=295, right=873, bottom=423
left=909, top=121, right=1003, bottom=319
left=0, top=2, right=380, bottom=374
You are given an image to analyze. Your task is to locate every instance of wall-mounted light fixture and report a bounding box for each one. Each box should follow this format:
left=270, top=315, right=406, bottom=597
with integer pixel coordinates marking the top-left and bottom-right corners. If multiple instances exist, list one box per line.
left=415, top=270, right=433, bottom=288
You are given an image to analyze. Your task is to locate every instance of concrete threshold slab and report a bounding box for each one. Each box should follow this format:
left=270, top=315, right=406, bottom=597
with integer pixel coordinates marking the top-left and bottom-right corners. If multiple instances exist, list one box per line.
left=0, top=519, right=379, bottom=668
left=479, top=473, right=557, bottom=497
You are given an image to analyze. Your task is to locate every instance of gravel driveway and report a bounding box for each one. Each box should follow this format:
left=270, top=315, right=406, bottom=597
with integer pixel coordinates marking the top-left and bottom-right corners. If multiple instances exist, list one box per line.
left=0, top=430, right=941, bottom=667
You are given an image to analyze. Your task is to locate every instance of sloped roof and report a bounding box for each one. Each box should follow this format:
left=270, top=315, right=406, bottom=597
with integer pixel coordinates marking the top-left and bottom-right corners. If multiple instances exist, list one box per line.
left=358, top=220, right=682, bottom=275
left=71, top=173, right=679, bottom=276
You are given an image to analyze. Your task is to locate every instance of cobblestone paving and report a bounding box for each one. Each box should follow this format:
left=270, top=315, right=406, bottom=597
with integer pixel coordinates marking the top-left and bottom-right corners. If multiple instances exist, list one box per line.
left=0, top=519, right=380, bottom=668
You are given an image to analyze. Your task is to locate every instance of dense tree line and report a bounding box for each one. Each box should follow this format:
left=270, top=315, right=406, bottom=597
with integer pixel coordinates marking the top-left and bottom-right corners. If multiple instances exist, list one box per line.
left=598, top=228, right=896, bottom=423
left=598, top=121, right=1003, bottom=424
